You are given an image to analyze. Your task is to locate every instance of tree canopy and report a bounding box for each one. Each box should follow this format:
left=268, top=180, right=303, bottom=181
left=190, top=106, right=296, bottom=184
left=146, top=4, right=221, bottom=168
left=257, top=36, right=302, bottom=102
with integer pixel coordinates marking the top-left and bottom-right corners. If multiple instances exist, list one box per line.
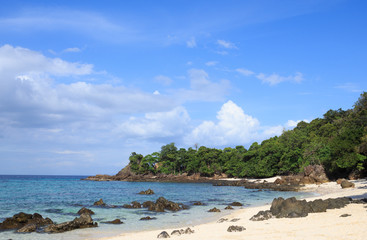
left=128, top=92, right=367, bottom=179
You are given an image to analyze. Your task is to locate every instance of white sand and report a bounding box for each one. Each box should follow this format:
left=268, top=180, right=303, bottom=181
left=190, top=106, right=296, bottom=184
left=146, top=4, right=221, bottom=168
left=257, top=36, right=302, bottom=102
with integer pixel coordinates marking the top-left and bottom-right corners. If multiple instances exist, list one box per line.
left=98, top=179, right=367, bottom=240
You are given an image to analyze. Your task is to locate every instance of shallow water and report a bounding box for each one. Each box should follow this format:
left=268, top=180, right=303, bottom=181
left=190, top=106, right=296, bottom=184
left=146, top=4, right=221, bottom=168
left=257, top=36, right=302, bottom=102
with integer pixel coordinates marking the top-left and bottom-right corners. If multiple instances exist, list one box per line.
left=0, top=175, right=312, bottom=240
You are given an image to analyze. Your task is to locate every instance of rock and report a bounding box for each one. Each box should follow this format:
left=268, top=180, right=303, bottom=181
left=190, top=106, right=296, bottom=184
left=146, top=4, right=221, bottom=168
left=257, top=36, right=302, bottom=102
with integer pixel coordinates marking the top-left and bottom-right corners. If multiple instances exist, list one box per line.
left=77, top=207, right=95, bottom=215
left=157, top=231, right=170, bottom=238
left=340, top=180, right=355, bottom=188
left=193, top=201, right=204, bottom=205
left=139, top=189, right=155, bottom=195
left=143, top=197, right=182, bottom=212
left=225, top=206, right=234, bottom=210
left=94, top=199, right=106, bottom=206
left=171, top=230, right=182, bottom=236
left=44, top=213, right=97, bottom=233
left=184, top=227, right=194, bottom=234
left=270, top=197, right=311, bottom=218
left=250, top=210, right=273, bottom=221
left=0, top=212, right=53, bottom=231
left=131, top=201, right=142, bottom=208
left=340, top=214, right=351, bottom=217
left=143, top=201, right=155, bottom=208
left=336, top=178, right=346, bottom=184
left=140, top=216, right=157, bottom=221
left=104, top=219, right=123, bottom=224
left=230, top=218, right=240, bottom=222
left=227, top=225, right=246, bottom=232
left=230, top=202, right=243, bottom=206
left=16, top=223, right=37, bottom=233
left=217, top=218, right=228, bottom=223
left=303, top=165, right=329, bottom=184
left=208, top=207, right=221, bottom=212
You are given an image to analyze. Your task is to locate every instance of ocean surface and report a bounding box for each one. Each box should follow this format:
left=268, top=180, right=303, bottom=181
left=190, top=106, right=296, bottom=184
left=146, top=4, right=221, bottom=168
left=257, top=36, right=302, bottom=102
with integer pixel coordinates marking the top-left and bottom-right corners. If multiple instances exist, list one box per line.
left=0, top=175, right=314, bottom=240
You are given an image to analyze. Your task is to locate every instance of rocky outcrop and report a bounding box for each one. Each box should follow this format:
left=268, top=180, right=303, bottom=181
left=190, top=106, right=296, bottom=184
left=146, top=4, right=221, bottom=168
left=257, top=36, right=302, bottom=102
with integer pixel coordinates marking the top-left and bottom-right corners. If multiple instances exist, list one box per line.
left=227, top=225, right=246, bottom=232
left=251, top=197, right=352, bottom=221
left=93, top=199, right=106, bottom=206
left=213, top=180, right=301, bottom=191
left=193, top=201, right=204, bottom=205
left=0, top=212, right=53, bottom=232
left=44, top=213, right=97, bottom=233
left=340, top=180, right=355, bottom=188
left=123, top=201, right=142, bottom=209
left=157, top=231, right=170, bottom=238
left=170, top=228, right=195, bottom=236
left=225, top=206, right=234, bottom=210
left=140, top=216, right=157, bottom=221
left=230, top=202, right=243, bottom=206
left=208, top=207, right=221, bottom=212
left=103, top=219, right=123, bottom=224
left=144, top=197, right=183, bottom=212
left=274, top=165, right=329, bottom=186
left=77, top=207, right=95, bottom=215
left=139, top=189, right=155, bottom=195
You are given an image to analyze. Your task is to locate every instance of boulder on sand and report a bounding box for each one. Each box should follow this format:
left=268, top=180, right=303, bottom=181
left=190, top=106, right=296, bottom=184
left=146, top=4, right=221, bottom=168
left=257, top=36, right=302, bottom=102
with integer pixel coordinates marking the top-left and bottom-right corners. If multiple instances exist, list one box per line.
left=44, top=213, right=97, bottom=233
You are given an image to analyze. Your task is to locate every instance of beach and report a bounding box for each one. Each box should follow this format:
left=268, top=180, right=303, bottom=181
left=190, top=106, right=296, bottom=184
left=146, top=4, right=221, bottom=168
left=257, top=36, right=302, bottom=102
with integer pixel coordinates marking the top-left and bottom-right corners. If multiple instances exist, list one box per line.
left=100, top=179, right=367, bottom=240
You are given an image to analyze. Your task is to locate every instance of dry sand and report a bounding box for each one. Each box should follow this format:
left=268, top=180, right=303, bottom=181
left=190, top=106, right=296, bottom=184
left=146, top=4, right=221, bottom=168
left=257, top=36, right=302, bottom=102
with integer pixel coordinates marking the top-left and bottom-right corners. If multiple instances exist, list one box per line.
left=99, top=179, right=367, bottom=240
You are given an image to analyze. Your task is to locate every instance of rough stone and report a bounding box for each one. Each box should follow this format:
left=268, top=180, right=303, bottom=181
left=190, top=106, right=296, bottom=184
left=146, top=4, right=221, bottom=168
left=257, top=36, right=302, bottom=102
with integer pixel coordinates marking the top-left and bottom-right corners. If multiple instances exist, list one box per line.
left=227, top=225, right=246, bottom=232
left=341, top=180, right=355, bottom=188
left=208, top=207, right=221, bottom=212
left=230, top=202, right=243, bottom=206
left=157, top=231, right=170, bottom=238
left=250, top=210, right=273, bottom=221
left=44, top=213, right=97, bottom=233
left=225, top=206, right=234, bottom=210
left=139, top=189, right=155, bottom=195
left=93, top=199, right=106, bottom=206
left=77, top=207, right=95, bottom=215
left=140, top=216, right=157, bottom=221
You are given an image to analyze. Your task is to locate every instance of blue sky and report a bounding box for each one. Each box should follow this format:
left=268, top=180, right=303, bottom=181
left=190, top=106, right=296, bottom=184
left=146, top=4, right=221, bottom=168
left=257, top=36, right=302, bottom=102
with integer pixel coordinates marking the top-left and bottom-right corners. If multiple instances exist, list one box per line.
left=0, top=0, right=366, bottom=175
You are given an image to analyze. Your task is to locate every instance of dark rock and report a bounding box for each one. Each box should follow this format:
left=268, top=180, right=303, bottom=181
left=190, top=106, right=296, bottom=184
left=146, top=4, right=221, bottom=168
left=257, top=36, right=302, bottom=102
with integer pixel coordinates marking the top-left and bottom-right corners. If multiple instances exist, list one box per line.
left=171, top=230, right=182, bottom=236
left=131, top=201, right=142, bottom=208
left=143, top=197, right=182, bottom=212
left=230, top=218, right=240, bottom=222
left=250, top=210, right=273, bottom=221
left=44, top=213, right=97, bottom=233
left=93, top=199, right=106, bottom=206
left=0, top=212, right=53, bottom=231
left=225, top=206, right=234, bottom=210
left=156, top=197, right=181, bottom=211
left=157, top=231, right=170, bottom=238
left=217, top=218, right=228, bottom=223
left=208, top=207, right=221, bottom=212
left=140, top=216, right=157, bottom=221
left=104, top=219, right=123, bottom=224
left=336, top=178, right=346, bottom=184
left=77, top=207, right=95, bottom=215
left=270, top=197, right=311, bottom=218
left=142, top=201, right=155, bottom=208
left=230, top=202, right=243, bottom=206
left=193, top=201, right=204, bottom=205
left=340, top=214, right=351, bottom=217
left=340, top=180, right=355, bottom=188
left=16, top=223, right=37, bottom=233
left=139, top=189, right=155, bottom=195
left=227, top=225, right=246, bottom=232
left=184, top=227, right=194, bottom=234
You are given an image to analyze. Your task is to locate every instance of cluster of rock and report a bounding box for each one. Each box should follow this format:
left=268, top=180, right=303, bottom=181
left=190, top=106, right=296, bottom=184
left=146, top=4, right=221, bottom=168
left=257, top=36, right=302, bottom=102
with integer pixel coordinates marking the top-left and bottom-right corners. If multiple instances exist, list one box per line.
left=139, top=189, right=155, bottom=195
left=250, top=197, right=352, bottom=221
left=123, top=197, right=186, bottom=212
left=0, top=210, right=98, bottom=234
left=227, top=225, right=246, bottom=232
left=274, top=165, right=329, bottom=186
left=157, top=227, right=194, bottom=238
left=212, top=180, right=301, bottom=191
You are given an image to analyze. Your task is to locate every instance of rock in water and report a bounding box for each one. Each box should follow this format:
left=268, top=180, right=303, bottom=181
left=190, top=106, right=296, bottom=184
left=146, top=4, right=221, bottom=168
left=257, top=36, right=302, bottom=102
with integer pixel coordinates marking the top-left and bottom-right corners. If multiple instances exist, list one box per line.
left=93, top=199, right=106, bottom=206
left=340, top=180, right=355, bottom=188
left=227, top=225, right=246, bottom=232
left=140, top=216, right=157, bottom=221
left=230, top=202, right=243, bottom=206
left=0, top=212, right=53, bottom=232
left=157, top=231, right=170, bottom=238
left=104, top=219, right=123, bottom=224
left=208, top=207, right=221, bottom=212
left=16, top=223, right=37, bottom=233
left=44, top=213, right=97, bottom=233
left=77, top=207, right=95, bottom=215
left=139, top=189, right=155, bottom=195
left=225, top=205, right=234, bottom=210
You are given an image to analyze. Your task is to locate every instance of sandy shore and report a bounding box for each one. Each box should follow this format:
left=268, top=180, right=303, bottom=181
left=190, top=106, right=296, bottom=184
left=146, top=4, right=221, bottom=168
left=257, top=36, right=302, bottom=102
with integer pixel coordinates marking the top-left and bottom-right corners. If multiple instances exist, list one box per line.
left=99, top=179, right=367, bottom=240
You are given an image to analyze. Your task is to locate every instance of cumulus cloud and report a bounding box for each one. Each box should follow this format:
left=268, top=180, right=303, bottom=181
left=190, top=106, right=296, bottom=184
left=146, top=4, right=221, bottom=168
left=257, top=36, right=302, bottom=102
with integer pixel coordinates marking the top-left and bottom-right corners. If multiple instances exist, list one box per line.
left=184, top=100, right=260, bottom=146
left=63, top=47, right=82, bottom=53
left=154, top=75, right=172, bottom=86
left=186, top=37, right=197, bottom=48
left=217, top=40, right=237, bottom=49
left=117, top=107, right=190, bottom=139
left=236, top=68, right=254, bottom=76
left=256, top=72, right=303, bottom=86
left=286, top=119, right=309, bottom=128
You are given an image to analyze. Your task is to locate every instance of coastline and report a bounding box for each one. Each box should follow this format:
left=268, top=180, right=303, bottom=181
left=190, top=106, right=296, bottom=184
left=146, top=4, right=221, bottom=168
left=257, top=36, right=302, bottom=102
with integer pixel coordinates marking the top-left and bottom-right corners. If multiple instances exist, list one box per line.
left=98, top=179, right=367, bottom=240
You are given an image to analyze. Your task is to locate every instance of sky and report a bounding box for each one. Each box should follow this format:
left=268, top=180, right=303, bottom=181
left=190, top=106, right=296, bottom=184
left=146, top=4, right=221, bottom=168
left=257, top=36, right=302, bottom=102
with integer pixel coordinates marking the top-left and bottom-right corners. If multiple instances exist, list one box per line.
left=0, top=0, right=366, bottom=175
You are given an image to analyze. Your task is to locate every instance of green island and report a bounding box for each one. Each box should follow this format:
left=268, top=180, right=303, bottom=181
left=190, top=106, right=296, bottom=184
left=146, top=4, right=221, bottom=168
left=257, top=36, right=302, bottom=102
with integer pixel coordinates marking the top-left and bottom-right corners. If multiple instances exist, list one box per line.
left=128, top=92, right=367, bottom=180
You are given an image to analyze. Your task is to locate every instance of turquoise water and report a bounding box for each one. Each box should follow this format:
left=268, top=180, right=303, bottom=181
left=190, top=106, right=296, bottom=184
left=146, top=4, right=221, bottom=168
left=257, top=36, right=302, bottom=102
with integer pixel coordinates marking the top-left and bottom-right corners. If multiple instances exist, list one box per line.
left=0, top=175, right=313, bottom=240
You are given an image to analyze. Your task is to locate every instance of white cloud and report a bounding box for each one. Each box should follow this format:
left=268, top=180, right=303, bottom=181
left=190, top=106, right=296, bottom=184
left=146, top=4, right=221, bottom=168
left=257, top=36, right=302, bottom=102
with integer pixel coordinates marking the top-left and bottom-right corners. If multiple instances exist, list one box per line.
left=286, top=119, right=309, bottom=128
left=186, top=37, right=197, bottom=48
left=217, top=40, right=237, bottom=49
left=118, top=107, right=190, bottom=139
left=63, top=47, right=81, bottom=53
left=236, top=68, right=254, bottom=76
left=206, top=61, right=218, bottom=66
left=335, top=82, right=361, bottom=93
left=184, top=100, right=260, bottom=146
left=256, top=72, right=303, bottom=86
left=154, top=75, right=172, bottom=86
left=153, top=90, right=160, bottom=95
left=173, top=69, right=230, bottom=102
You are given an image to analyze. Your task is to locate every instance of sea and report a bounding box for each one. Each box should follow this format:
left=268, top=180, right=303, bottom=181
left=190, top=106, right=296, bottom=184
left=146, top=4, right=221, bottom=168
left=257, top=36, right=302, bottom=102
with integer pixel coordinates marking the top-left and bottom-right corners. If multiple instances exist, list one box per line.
left=0, top=175, right=315, bottom=240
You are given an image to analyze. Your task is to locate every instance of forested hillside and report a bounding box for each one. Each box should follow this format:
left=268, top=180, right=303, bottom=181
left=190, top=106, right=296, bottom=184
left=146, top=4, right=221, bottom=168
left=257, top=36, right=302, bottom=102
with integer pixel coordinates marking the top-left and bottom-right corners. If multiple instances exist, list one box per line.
left=128, top=92, right=367, bottom=179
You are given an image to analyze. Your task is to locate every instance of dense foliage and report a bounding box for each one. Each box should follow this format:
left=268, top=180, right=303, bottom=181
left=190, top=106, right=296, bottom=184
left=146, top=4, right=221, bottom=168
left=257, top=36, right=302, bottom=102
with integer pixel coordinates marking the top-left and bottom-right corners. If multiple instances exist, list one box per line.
left=129, top=92, right=367, bottom=179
